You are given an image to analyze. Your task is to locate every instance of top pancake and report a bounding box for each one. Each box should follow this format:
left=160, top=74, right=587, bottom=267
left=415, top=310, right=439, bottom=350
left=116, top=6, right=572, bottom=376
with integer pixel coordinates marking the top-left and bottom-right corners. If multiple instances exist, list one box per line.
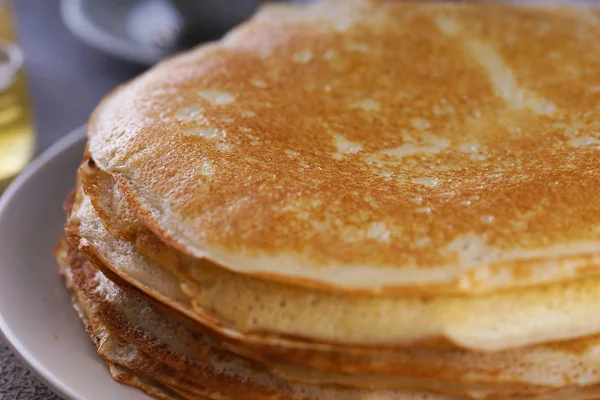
left=88, top=0, right=600, bottom=293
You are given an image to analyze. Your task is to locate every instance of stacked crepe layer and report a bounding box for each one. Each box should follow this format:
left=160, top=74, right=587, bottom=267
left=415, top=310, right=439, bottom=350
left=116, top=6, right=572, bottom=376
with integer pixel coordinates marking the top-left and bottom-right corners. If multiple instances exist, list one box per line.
left=62, top=178, right=600, bottom=400
left=58, top=0, right=600, bottom=398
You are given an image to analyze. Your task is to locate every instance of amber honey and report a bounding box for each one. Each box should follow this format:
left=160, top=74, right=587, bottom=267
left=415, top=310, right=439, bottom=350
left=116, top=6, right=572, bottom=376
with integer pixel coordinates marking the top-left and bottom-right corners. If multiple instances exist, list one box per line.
left=0, top=2, right=34, bottom=191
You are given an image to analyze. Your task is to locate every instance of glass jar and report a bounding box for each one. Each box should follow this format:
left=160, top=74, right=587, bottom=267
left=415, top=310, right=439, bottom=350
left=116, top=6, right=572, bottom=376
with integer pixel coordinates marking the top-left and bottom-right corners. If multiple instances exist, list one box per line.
left=0, top=0, right=35, bottom=192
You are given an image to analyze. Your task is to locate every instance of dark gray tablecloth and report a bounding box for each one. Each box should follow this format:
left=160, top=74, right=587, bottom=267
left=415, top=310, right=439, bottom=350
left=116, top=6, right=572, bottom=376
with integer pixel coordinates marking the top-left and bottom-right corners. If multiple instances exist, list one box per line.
left=1, top=1, right=142, bottom=398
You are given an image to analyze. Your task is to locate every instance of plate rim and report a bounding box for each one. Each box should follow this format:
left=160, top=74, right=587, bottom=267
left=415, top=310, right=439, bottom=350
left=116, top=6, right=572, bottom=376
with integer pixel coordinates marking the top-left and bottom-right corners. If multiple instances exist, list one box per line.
left=0, top=125, right=87, bottom=400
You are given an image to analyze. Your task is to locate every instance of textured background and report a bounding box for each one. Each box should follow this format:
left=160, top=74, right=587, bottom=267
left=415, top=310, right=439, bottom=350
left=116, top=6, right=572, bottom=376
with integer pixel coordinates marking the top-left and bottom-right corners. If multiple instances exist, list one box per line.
left=0, top=345, right=61, bottom=400
left=1, top=1, right=140, bottom=398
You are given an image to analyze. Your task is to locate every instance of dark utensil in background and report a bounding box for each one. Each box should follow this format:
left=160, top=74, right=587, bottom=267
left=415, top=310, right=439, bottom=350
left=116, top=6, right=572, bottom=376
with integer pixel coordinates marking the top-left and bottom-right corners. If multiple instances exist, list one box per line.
left=171, top=0, right=262, bottom=46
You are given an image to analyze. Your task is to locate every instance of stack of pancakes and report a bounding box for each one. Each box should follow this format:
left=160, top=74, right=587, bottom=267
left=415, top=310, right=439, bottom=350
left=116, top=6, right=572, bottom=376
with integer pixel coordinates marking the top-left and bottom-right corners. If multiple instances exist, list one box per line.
left=56, top=1, right=600, bottom=398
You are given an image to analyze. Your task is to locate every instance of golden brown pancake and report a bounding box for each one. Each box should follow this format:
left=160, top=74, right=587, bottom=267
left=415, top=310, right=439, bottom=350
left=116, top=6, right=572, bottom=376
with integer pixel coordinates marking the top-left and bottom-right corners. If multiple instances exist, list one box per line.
left=88, top=0, right=600, bottom=295
left=57, top=238, right=600, bottom=399
left=63, top=183, right=600, bottom=398
left=69, top=178, right=600, bottom=353
left=56, top=240, right=197, bottom=400
left=58, top=239, right=461, bottom=399
left=58, top=1, right=600, bottom=398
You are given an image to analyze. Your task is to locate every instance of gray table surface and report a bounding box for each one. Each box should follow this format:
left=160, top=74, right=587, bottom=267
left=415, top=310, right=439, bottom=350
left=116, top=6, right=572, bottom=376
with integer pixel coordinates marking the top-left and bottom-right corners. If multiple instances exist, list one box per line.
left=1, top=1, right=143, bottom=398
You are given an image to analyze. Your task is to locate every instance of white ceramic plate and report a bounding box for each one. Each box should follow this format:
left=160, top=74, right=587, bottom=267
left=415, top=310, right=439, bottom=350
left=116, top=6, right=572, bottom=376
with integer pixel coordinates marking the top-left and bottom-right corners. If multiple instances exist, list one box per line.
left=60, top=0, right=183, bottom=65
left=0, top=126, right=151, bottom=400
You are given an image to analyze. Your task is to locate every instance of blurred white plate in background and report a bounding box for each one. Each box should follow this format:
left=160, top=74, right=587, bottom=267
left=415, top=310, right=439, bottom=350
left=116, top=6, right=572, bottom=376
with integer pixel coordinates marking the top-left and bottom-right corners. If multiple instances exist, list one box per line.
left=61, top=0, right=183, bottom=65
left=60, top=0, right=261, bottom=66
